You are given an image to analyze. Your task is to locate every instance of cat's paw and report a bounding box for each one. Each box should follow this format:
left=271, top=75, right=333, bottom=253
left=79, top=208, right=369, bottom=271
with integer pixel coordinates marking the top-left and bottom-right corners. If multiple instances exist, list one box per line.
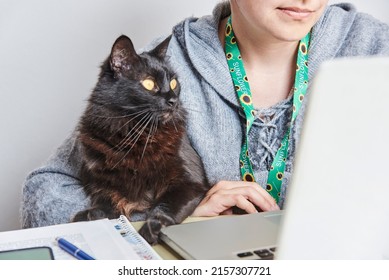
left=139, top=215, right=175, bottom=245
left=72, top=207, right=109, bottom=222
left=138, top=218, right=162, bottom=245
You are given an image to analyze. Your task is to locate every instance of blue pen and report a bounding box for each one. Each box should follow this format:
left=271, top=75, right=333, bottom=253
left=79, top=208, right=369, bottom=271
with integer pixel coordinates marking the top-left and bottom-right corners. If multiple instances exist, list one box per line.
left=56, top=237, right=95, bottom=260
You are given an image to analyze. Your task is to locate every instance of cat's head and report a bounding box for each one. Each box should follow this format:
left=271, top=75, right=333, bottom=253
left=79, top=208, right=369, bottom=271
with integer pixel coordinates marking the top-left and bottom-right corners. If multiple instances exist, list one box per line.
left=92, top=35, right=184, bottom=125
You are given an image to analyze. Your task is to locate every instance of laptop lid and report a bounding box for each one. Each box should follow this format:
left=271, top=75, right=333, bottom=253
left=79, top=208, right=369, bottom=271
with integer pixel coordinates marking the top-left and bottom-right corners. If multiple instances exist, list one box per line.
left=276, top=56, right=389, bottom=259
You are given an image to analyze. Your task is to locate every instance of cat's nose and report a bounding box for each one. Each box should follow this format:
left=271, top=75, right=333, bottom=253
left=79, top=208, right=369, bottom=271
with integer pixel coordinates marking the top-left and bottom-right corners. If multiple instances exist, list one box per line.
left=167, top=96, right=178, bottom=107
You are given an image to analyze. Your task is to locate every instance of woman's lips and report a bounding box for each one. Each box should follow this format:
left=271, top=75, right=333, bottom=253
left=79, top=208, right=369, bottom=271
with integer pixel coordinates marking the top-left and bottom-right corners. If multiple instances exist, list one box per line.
left=277, top=7, right=314, bottom=20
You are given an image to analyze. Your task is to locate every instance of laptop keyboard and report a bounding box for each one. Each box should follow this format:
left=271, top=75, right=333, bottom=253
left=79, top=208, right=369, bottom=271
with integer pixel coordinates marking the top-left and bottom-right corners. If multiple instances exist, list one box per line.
left=237, top=247, right=276, bottom=260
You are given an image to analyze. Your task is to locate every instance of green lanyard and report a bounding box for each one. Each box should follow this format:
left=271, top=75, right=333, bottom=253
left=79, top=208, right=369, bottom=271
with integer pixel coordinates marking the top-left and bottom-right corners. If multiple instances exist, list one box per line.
left=224, top=16, right=310, bottom=203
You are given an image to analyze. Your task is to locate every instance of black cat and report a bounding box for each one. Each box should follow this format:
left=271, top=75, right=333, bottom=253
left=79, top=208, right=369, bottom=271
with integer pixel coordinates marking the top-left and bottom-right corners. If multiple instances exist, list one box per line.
left=72, top=35, right=209, bottom=244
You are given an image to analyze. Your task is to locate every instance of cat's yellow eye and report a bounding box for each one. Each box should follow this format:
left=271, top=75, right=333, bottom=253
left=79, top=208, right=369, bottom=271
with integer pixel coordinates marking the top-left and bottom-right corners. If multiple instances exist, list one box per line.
left=142, top=79, right=155, bottom=91
left=170, top=79, right=177, bottom=90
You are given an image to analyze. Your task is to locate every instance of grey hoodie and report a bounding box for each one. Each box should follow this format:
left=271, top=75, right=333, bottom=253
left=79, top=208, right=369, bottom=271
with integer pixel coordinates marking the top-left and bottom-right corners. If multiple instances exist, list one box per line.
left=21, top=2, right=389, bottom=228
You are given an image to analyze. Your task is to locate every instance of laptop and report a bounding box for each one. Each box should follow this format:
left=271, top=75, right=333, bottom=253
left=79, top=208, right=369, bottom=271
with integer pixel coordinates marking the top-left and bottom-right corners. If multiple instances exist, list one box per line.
left=160, top=57, right=389, bottom=260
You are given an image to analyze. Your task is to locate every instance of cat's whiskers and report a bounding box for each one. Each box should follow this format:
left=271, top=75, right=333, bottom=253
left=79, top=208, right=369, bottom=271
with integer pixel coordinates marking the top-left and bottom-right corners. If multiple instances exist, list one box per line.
left=182, top=107, right=202, bottom=114
left=110, top=109, right=151, bottom=149
left=98, top=109, right=149, bottom=138
left=140, top=115, right=158, bottom=163
left=121, top=104, right=151, bottom=110
left=112, top=112, right=154, bottom=169
left=111, top=109, right=150, bottom=139
left=113, top=112, right=151, bottom=154
left=171, top=117, right=179, bottom=133
left=90, top=110, right=149, bottom=120
left=121, top=113, right=152, bottom=148
left=89, top=104, right=150, bottom=119
left=179, top=107, right=210, bottom=130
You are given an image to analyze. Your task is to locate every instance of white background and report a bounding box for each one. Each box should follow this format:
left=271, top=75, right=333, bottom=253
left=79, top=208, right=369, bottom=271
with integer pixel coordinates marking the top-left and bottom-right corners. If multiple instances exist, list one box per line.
left=0, top=0, right=388, bottom=232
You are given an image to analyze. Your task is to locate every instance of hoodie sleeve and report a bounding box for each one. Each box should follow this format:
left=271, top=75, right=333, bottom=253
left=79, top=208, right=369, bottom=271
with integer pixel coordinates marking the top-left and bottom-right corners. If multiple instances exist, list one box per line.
left=21, top=131, right=90, bottom=228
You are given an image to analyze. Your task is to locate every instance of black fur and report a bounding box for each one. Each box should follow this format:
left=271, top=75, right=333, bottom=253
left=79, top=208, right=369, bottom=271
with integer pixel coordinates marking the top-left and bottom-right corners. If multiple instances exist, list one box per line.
left=72, top=35, right=209, bottom=244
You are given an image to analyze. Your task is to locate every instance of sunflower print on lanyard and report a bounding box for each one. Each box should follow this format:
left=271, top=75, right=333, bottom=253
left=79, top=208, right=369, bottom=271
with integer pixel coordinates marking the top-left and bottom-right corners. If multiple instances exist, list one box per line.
left=224, top=16, right=310, bottom=203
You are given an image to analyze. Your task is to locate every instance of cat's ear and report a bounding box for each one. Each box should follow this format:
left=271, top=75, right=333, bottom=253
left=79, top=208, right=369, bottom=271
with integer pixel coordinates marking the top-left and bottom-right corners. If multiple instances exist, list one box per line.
left=110, top=35, right=139, bottom=77
left=149, top=35, right=172, bottom=60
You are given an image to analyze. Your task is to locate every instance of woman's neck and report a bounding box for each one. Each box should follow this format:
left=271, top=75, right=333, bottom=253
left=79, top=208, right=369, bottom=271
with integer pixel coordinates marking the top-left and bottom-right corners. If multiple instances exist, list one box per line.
left=218, top=16, right=300, bottom=108
left=220, top=16, right=299, bottom=74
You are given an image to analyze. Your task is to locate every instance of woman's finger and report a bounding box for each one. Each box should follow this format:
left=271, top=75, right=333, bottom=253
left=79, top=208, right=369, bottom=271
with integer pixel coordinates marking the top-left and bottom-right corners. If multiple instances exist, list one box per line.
left=192, top=183, right=279, bottom=217
left=205, top=181, right=279, bottom=211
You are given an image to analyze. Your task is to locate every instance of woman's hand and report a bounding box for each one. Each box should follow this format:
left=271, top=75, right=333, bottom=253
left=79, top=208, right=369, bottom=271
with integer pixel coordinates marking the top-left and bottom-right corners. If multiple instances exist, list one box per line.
left=192, top=180, right=280, bottom=217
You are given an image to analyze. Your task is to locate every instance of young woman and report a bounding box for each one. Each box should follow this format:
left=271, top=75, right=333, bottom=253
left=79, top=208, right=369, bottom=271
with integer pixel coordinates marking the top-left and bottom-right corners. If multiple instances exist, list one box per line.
left=22, top=0, right=389, bottom=227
